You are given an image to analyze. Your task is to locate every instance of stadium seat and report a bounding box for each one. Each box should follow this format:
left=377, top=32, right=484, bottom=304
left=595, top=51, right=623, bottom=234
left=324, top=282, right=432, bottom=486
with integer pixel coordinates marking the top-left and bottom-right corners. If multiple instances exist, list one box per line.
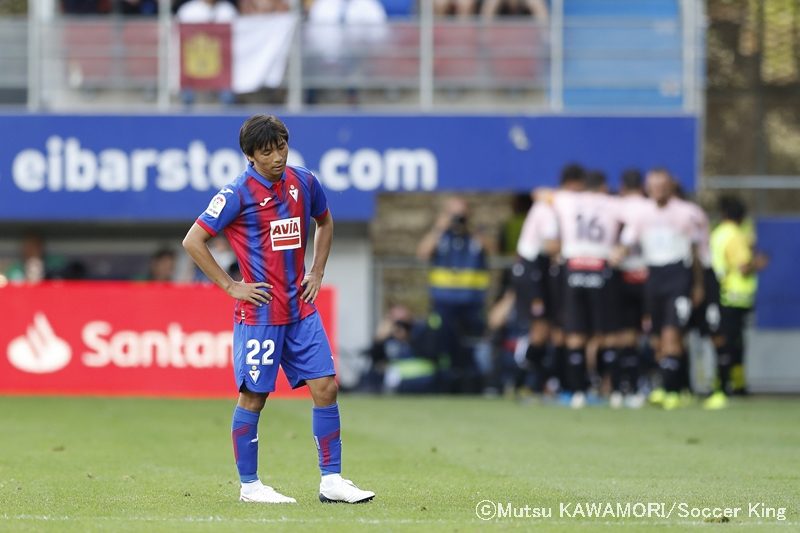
left=433, top=24, right=480, bottom=84
left=121, top=21, right=159, bottom=84
left=561, top=0, right=684, bottom=109
left=482, top=23, right=543, bottom=85
left=62, top=20, right=114, bottom=86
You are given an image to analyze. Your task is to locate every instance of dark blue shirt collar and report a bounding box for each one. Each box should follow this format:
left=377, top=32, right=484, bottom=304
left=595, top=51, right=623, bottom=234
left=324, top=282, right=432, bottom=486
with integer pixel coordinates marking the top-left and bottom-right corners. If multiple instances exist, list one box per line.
left=246, top=162, right=285, bottom=189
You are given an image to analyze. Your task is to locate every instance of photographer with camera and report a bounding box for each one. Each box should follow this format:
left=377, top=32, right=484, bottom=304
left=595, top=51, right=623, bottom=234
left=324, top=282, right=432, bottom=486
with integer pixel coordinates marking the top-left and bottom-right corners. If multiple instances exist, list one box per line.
left=417, top=197, right=492, bottom=393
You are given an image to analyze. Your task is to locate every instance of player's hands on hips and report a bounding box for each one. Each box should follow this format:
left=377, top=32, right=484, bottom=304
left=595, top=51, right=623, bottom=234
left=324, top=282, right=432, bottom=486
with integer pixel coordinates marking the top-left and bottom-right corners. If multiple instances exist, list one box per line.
left=227, top=281, right=273, bottom=306
left=301, top=271, right=323, bottom=303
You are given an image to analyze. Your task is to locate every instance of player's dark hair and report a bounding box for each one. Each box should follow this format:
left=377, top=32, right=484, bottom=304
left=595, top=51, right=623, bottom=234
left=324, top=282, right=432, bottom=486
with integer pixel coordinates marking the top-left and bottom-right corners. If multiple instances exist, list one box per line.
left=239, top=114, right=290, bottom=157
left=620, top=168, right=643, bottom=191
left=559, top=163, right=586, bottom=186
left=719, top=195, right=746, bottom=223
left=585, top=170, right=607, bottom=191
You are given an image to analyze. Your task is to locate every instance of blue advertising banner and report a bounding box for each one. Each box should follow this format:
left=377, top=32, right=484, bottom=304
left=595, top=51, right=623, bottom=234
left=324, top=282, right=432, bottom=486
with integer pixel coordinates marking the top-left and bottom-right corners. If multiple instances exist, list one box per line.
left=754, top=218, right=800, bottom=329
left=0, top=114, right=697, bottom=221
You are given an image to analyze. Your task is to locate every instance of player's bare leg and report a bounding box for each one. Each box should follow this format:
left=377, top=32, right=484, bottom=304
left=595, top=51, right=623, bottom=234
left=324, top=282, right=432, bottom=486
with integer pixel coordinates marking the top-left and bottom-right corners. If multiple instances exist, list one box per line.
left=234, top=388, right=297, bottom=503
left=307, top=376, right=375, bottom=503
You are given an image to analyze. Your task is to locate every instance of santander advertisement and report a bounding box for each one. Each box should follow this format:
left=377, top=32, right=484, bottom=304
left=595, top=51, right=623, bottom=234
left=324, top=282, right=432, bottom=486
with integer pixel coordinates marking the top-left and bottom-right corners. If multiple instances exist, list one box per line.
left=0, top=283, right=336, bottom=397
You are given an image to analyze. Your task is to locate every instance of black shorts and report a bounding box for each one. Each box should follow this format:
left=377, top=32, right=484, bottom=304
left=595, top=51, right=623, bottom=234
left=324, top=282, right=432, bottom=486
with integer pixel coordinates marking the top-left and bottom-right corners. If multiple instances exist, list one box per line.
left=645, top=262, right=693, bottom=333
left=690, top=268, right=721, bottom=335
left=546, top=258, right=566, bottom=327
left=511, top=255, right=550, bottom=322
left=619, top=270, right=646, bottom=332
left=562, top=259, right=619, bottom=335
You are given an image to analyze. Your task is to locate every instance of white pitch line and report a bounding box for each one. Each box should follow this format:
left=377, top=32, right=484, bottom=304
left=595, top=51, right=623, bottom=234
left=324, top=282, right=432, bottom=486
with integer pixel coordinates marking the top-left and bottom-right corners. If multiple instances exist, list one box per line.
left=1, top=514, right=796, bottom=527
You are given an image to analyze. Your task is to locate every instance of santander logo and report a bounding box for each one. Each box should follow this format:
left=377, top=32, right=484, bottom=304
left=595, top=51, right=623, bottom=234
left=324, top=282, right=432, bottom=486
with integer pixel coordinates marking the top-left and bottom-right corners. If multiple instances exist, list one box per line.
left=7, top=313, right=72, bottom=374
left=6, top=313, right=233, bottom=373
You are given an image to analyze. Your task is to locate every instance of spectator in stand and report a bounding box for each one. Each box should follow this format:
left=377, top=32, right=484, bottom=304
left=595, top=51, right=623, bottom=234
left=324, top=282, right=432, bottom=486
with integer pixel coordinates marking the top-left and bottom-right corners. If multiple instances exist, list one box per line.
left=434, top=0, right=477, bottom=18
left=61, top=0, right=111, bottom=14
left=480, top=0, right=548, bottom=20
left=238, top=0, right=289, bottom=14
left=306, top=0, right=387, bottom=104
left=140, top=248, right=177, bottom=282
left=119, top=0, right=159, bottom=14
left=177, top=0, right=237, bottom=22
left=4, top=233, right=66, bottom=285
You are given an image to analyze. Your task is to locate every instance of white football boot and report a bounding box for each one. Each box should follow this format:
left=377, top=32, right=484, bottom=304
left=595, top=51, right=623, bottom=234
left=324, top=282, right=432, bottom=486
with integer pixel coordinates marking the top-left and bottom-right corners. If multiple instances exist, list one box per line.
left=319, top=474, right=375, bottom=504
left=570, top=391, right=586, bottom=409
left=609, top=391, right=624, bottom=409
left=239, top=480, right=296, bottom=504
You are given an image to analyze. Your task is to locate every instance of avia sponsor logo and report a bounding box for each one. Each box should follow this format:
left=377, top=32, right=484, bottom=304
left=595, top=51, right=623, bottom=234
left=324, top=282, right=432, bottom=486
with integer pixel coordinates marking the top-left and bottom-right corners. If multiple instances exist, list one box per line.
left=10, top=137, right=438, bottom=193
left=270, top=217, right=301, bottom=251
left=5, top=313, right=232, bottom=373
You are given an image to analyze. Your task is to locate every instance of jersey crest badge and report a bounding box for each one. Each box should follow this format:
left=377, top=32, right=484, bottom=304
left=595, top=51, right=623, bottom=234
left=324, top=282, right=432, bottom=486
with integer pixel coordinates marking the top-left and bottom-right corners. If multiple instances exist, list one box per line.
left=289, top=184, right=298, bottom=202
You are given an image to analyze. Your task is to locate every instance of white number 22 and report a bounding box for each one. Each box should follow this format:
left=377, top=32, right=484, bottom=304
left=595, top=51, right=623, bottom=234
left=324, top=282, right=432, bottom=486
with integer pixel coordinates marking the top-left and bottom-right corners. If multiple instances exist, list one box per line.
left=246, top=339, right=275, bottom=366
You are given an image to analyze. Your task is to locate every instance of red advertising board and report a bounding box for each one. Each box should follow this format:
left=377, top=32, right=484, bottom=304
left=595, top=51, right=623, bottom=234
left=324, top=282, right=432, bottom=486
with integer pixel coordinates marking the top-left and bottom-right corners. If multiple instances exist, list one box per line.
left=0, top=282, right=336, bottom=398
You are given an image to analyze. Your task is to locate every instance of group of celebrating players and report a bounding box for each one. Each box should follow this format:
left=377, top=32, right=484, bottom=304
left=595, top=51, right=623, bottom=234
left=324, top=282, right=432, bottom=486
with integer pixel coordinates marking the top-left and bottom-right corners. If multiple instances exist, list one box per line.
left=507, top=164, right=728, bottom=410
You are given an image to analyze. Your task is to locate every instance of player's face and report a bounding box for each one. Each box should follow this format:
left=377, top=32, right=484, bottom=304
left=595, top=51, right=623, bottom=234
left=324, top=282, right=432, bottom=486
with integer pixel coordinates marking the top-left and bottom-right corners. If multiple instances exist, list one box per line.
left=250, top=140, right=289, bottom=181
left=646, top=172, right=672, bottom=204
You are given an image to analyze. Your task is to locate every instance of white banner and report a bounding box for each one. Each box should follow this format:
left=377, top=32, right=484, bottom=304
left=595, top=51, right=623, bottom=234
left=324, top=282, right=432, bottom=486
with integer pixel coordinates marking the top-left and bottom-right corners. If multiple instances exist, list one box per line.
left=232, top=13, right=297, bottom=93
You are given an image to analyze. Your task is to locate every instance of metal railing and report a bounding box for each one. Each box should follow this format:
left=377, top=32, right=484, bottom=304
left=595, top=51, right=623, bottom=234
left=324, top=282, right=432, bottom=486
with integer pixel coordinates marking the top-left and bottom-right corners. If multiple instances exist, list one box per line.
left=4, top=0, right=704, bottom=112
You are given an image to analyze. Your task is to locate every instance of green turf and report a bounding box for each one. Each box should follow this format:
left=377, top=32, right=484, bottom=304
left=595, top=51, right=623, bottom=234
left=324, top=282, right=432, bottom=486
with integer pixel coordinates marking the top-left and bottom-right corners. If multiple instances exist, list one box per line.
left=0, top=395, right=798, bottom=532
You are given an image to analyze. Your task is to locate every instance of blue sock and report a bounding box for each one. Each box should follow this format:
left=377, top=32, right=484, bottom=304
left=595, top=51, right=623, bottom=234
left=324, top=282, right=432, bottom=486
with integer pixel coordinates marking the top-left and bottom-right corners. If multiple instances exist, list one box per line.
left=312, top=403, right=341, bottom=476
left=232, top=406, right=260, bottom=483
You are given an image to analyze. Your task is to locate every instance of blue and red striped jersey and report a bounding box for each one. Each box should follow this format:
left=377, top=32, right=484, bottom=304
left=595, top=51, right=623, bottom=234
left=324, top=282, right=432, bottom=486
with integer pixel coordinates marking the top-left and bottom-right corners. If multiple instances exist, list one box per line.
left=196, top=164, right=329, bottom=325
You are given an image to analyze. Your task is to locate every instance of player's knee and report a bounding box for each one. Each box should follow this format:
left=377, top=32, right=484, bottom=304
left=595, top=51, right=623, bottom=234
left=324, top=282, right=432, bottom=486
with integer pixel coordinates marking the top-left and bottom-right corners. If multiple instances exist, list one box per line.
left=309, top=376, right=338, bottom=406
left=238, top=389, right=268, bottom=412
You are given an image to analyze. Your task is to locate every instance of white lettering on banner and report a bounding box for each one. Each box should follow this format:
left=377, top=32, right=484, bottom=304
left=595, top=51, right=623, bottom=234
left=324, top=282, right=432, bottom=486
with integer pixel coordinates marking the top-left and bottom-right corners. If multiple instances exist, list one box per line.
left=10, top=138, right=438, bottom=195
left=11, top=137, right=245, bottom=194
left=318, top=148, right=437, bottom=192
left=82, top=321, right=231, bottom=369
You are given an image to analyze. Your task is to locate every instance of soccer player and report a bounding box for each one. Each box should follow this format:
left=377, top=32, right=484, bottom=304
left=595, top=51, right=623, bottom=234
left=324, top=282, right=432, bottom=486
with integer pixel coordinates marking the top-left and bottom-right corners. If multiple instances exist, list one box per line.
left=614, top=169, right=650, bottom=408
left=182, top=114, right=374, bottom=504
left=619, top=169, right=703, bottom=410
left=513, top=190, right=559, bottom=392
left=541, top=170, right=623, bottom=408
left=683, top=193, right=720, bottom=394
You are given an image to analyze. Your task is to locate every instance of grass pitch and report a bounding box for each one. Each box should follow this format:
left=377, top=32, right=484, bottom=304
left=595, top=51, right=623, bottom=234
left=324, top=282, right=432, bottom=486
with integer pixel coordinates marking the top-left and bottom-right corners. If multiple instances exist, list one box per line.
left=0, top=395, right=798, bottom=532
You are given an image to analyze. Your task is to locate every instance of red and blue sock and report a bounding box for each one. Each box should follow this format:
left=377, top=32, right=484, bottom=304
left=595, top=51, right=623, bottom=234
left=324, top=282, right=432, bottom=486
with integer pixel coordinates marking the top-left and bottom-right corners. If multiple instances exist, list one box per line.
left=232, top=406, right=260, bottom=483
left=313, top=403, right=341, bottom=476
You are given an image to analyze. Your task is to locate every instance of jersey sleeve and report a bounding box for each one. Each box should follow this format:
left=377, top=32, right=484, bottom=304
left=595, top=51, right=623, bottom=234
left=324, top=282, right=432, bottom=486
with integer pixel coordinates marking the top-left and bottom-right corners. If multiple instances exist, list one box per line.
left=620, top=209, right=640, bottom=248
left=540, top=203, right=559, bottom=241
left=309, top=174, right=329, bottom=219
left=196, top=187, right=242, bottom=236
